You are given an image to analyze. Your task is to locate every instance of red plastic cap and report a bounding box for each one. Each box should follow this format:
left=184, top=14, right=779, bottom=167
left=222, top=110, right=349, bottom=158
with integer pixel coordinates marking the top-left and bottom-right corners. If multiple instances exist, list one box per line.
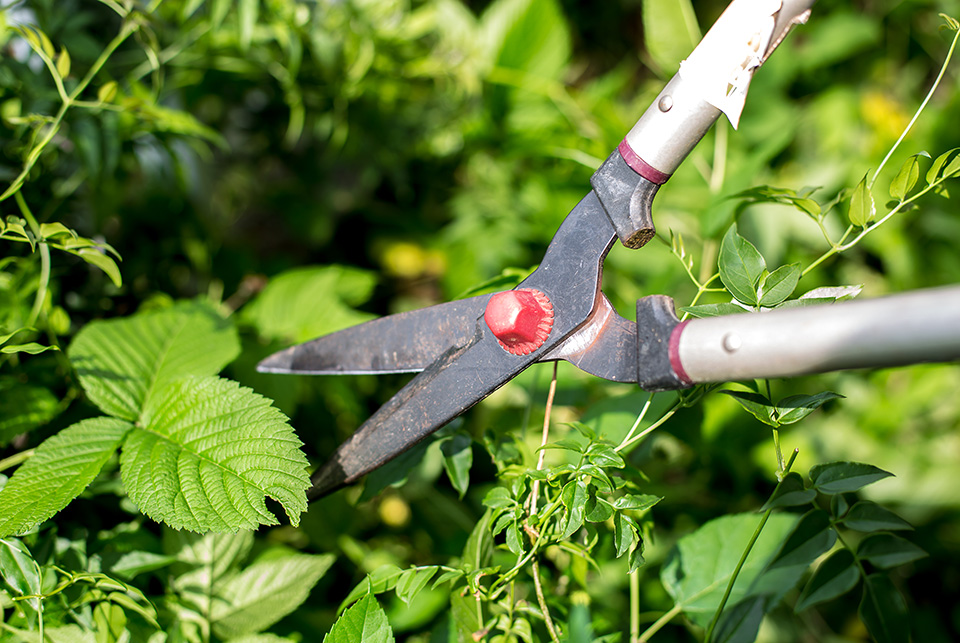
left=484, top=288, right=554, bottom=355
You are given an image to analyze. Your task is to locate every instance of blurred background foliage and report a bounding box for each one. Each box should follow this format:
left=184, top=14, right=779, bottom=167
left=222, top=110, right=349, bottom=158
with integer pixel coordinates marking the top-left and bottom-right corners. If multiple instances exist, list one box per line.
left=2, top=0, right=960, bottom=640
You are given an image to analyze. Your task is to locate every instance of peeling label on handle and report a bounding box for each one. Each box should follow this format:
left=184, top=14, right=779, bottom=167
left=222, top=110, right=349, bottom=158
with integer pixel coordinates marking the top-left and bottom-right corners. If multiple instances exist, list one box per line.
left=678, top=0, right=782, bottom=129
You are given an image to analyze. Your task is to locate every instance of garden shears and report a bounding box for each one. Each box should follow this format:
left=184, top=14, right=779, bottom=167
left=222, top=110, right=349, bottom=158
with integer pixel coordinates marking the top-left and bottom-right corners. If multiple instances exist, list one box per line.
left=259, top=0, right=960, bottom=499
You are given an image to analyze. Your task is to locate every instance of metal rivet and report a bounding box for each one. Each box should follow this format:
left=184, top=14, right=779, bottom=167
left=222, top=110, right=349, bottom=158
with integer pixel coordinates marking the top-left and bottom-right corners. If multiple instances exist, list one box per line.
left=658, top=95, right=673, bottom=112
left=722, top=332, right=742, bottom=353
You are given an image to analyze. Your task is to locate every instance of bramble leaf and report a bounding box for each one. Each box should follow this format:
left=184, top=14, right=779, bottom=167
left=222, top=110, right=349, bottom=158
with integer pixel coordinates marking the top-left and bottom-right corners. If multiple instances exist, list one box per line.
left=0, top=417, right=132, bottom=537
left=809, top=462, right=893, bottom=494
left=0, top=384, right=58, bottom=446
left=325, top=593, right=395, bottom=643
left=69, top=300, right=240, bottom=421
left=211, top=553, right=335, bottom=639
left=121, top=376, right=309, bottom=532
left=719, top=225, right=765, bottom=306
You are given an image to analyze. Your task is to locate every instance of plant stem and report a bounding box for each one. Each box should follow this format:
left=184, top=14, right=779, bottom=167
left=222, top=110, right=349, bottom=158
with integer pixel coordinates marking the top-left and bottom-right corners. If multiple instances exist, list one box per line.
left=530, top=362, right=558, bottom=515
left=703, top=449, right=799, bottom=642
left=638, top=603, right=684, bottom=642
left=630, top=568, right=640, bottom=643
left=15, top=193, right=51, bottom=328
left=532, top=559, right=561, bottom=643
left=869, top=24, right=960, bottom=189
left=0, top=450, right=35, bottom=473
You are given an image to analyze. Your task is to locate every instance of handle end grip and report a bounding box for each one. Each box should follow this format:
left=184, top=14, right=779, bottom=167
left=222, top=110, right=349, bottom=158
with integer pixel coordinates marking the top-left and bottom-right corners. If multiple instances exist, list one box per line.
left=591, top=145, right=661, bottom=249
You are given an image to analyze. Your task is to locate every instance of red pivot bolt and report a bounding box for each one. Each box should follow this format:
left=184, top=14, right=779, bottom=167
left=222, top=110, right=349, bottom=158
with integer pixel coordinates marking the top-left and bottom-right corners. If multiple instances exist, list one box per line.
left=484, top=288, right=554, bottom=355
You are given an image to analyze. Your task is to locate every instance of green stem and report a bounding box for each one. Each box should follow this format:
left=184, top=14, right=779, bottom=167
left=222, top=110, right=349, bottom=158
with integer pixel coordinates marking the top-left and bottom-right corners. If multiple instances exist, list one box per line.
left=532, top=559, right=560, bottom=643
left=638, top=603, right=684, bottom=642
left=869, top=24, right=960, bottom=189
left=630, top=569, right=640, bottom=643
left=0, top=19, right=138, bottom=202
left=0, top=450, right=35, bottom=473
left=703, top=449, right=799, bottom=642
left=15, top=193, right=50, bottom=328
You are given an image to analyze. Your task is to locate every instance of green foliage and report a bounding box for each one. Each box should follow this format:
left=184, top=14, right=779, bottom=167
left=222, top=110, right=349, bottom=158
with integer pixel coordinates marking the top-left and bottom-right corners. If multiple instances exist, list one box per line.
left=326, top=594, right=395, bottom=643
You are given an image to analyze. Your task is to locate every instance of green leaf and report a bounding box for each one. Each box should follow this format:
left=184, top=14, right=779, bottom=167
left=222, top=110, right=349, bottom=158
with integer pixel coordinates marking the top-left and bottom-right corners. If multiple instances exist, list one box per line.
left=482, top=487, right=515, bottom=509
left=711, top=594, right=769, bottom=643
left=848, top=173, right=876, bottom=227
left=110, top=551, right=178, bottom=580
left=840, top=501, right=913, bottom=532
left=0, top=538, right=41, bottom=618
left=505, top=519, right=523, bottom=555
left=165, top=529, right=254, bottom=590
left=56, top=48, right=71, bottom=78
left=768, top=510, right=837, bottom=570
left=462, top=509, right=494, bottom=571
left=614, top=512, right=638, bottom=558
left=613, top=494, right=662, bottom=512
left=926, top=148, right=960, bottom=184
left=440, top=433, right=473, bottom=499
left=561, top=479, right=588, bottom=538
left=761, top=472, right=816, bottom=510
left=325, top=593, right=395, bottom=643
left=238, top=0, right=259, bottom=51
left=211, top=553, right=335, bottom=639
left=586, top=442, right=625, bottom=468
left=241, top=266, right=377, bottom=344
left=340, top=565, right=403, bottom=610
left=660, top=513, right=801, bottom=628
left=0, top=417, right=133, bottom=538
left=795, top=549, right=859, bottom=612
left=1, top=342, right=58, bottom=355
left=775, top=392, right=843, bottom=425
left=0, top=384, right=58, bottom=446
left=857, top=533, right=927, bottom=569
left=831, top=494, right=849, bottom=519
left=641, top=0, right=700, bottom=73
left=69, top=300, right=240, bottom=421
left=584, top=493, right=614, bottom=523
left=121, top=376, right=309, bottom=532
left=859, top=574, right=909, bottom=643
left=73, top=247, right=122, bottom=287
left=450, top=591, right=483, bottom=643
left=678, top=302, right=749, bottom=319
left=721, top=390, right=778, bottom=426
left=797, top=285, right=863, bottom=301
left=395, top=566, right=439, bottom=606
left=889, top=154, right=922, bottom=200
left=97, top=81, right=118, bottom=104
left=809, top=462, right=893, bottom=494
left=718, top=225, right=765, bottom=306
left=759, top=264, right=800, bottom=307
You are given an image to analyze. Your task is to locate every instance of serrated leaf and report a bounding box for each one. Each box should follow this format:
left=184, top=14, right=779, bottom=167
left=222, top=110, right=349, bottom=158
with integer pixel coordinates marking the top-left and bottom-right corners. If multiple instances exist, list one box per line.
left=721, top=390, right=778, bottom=426
left=809, top=462, right=893, bottom=494
left=859, top=574, right=909, bottom=643
left=776, top=391, right=843, bottom=425
left=857, top=533, right=926, bottom=569
left=0, top=384, right=58, bottom=446
left=212, top=553, right=334, bottom=639
left=165, top=529, right=255, bottom=591
left=841, top=501, right=913, bottom=532
left=795, top=549, right=859, bottom=612
left=848, top=174, right=876, bottom=227
left=121, top=376, right=309, bottom=532
left=325, top=593, right=395, bottom=643
left=889, top=154, right=921, bottom=200
left=678, top=302, right=750, bottom=318
left=759, top=264, right=800, bottom=307
left=440, top=432, right=472, bottom=499
left=712, top=594, right=769, bottom=643
left=719, top=225, right=765, bottom=306
left=69, top=300, right=240, bottom=421
left=241, top=266, right=376, bottom=344
left=761, top=472, right=816, bottom=510
left=661, top=513, right=801, bottom=628
left=0, top=417, right=132, bottom=537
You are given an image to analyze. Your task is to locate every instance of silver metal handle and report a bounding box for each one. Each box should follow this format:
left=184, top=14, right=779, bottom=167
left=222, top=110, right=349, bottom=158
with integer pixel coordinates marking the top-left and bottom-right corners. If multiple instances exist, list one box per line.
left=673, top=286, right=960, bottom=383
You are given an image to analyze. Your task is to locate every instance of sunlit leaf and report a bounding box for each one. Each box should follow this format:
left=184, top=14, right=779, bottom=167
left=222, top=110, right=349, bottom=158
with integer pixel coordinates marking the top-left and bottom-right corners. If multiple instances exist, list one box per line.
left=759, top=264, right=800, bottom=307
left=721, top=390, right=778, bottom=426
left=776, top=391, right=843, bottom=425
left=718, top=225, right=765, bottom=306
left=889, top=154, right=921, bottom=200
left=848, top=174, right=876, bottom=227
left=441, top=432, right=473, bottom=498
left=561, top=478, right=587, bottom=537
left=0, top=417, right=132, bottom=538
left=121, top=376, right=309, bottom=532
left=678, top=302, right=749, bottom=318
left=395, top=566, right=439, bottom=606
left=325, top=593, right=395, bottom=643
left=641, top=0, right=700, bottom=74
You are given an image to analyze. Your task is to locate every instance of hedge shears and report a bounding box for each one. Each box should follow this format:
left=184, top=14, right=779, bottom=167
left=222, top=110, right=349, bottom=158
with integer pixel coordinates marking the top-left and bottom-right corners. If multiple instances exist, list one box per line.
left=259, top=0, right=960, bottom=499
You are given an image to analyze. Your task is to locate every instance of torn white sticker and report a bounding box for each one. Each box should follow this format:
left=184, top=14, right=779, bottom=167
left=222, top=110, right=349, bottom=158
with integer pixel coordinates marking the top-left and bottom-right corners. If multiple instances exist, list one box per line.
left=678, top=0, right=781, bottom=128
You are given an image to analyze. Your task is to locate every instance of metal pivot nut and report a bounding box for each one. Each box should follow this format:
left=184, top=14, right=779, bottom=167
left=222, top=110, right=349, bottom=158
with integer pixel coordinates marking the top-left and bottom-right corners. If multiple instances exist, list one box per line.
left=484, top=288, right=554, bottom=355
